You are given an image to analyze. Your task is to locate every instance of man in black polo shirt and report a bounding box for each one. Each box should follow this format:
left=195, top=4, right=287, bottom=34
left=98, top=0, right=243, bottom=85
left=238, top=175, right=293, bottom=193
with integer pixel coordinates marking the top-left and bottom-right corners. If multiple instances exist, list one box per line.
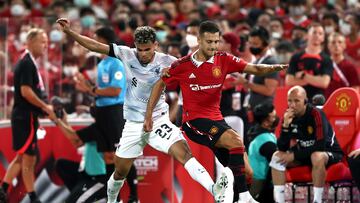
left=286, top=23, right=333, bottom=100
left=0, top=28, right=56, bottom=203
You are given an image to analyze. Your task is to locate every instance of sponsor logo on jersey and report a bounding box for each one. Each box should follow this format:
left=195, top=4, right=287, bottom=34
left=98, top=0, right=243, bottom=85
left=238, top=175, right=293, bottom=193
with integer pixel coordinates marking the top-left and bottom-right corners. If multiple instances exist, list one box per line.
left=189, top=83, right=221, bottom=91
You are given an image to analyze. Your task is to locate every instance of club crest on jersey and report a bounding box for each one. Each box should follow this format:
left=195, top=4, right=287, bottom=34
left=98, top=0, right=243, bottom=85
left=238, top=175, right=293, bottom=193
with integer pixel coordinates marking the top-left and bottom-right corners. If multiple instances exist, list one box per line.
left=307, top=126, right=313, bottom=134
left=212, top=66, right=222, bottom=78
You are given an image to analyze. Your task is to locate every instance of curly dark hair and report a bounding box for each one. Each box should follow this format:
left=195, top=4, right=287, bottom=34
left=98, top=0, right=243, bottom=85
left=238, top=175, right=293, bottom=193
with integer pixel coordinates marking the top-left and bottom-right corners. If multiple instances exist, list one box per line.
left=134, top=26, right=156, bottom=44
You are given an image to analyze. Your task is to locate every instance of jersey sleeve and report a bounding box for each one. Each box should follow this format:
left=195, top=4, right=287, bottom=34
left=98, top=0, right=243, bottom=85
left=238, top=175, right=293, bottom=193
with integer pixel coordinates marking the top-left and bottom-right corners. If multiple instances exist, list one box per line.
left=162, top=60, right=182, bottom=88
left=320, top=54, right=334, bottom=76
left=225, top=53, right=248, bottom=73
left=19, top=62, right=34, bottom=87
left=108, top=43, right=132, bottom=62
left=109, top=59, right=126, bottom=89
left=345, top=62, right=360, bottom=86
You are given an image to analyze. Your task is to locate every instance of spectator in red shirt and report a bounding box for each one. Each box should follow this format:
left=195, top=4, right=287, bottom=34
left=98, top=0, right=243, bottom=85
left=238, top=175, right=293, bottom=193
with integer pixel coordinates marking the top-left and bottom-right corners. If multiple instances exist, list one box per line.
left=342, top=13, right=360, bottom=67
left=325, top=32, right=360, bottom=98
left=282, top=0, right=311, bottom=39
left=144, top=21, right=287, bottom=202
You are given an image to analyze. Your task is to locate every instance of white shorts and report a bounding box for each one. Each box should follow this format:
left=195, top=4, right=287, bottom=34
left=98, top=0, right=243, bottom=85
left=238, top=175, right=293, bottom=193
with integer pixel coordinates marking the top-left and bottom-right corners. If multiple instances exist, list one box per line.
left=115, top=113, right=185, bottom=158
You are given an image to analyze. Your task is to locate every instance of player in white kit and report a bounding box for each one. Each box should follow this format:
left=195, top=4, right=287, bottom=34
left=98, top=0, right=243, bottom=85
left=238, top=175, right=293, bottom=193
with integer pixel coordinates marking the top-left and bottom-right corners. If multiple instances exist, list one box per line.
left=57, top=18, right=234, bottom=203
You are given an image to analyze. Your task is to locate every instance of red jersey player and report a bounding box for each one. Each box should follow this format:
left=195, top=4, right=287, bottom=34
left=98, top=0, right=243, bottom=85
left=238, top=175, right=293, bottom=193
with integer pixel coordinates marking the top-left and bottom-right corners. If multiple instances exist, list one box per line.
left=144, top=21, right=287, bottom=202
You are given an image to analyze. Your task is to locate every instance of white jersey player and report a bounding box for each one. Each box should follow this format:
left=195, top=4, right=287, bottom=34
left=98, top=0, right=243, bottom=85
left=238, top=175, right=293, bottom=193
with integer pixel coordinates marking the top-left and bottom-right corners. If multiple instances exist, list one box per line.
left=57, top=18, right=234, bottom=203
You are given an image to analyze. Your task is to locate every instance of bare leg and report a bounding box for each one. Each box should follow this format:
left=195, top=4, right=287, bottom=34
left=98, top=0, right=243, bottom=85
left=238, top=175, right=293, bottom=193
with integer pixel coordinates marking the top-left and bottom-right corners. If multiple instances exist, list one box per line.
left=2, top=154, right=23, bottom=187
left=21, top=154, right=36, bottom=193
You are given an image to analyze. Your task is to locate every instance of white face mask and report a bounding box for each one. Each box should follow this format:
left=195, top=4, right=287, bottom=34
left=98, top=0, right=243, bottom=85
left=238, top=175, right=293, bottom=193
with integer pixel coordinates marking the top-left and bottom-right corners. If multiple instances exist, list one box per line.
left=10, top=4, right=25, bottom=16
left=340, top=21, right=351, bottom=36
left=50, top=29, right=63, bottom=42
left=185, top=34, right=198, bottom=48
left=324, top=26, right=335, bottom=34
left=19, top=31, right=27, bottom=44
left=271, top=31, right=282, bottom=39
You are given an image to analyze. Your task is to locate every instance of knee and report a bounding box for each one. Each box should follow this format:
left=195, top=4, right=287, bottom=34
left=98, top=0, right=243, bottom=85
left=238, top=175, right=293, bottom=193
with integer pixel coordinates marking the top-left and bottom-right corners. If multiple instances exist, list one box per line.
left=270, top=151, right=286, bottom=171
left=311, top=152, right=327, bottom=167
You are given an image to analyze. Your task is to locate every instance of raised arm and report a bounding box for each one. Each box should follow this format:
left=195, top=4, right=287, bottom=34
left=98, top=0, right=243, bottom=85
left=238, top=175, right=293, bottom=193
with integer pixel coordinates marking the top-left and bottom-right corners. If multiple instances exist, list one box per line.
left=56, top=18, right=109, bottom=55
left=143, top=79, right=166, bottom=132
left=243, top=63, right=288, bottom=76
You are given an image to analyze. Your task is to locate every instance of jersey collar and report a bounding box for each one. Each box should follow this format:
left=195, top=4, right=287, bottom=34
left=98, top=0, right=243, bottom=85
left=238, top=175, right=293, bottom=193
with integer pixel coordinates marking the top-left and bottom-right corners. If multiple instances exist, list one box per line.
left=191, top=49, right=214, bottom=68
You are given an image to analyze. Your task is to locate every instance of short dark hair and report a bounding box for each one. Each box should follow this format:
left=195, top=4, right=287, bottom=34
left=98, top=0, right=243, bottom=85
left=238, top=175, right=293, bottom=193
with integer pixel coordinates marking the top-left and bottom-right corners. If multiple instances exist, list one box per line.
left=134, top=26, right=156, bottom=44
left=253, top=102, right=275, bottom=124
left=322, top=12, right=339, bottom=25
left=199, top=21, right=221, bottom=36
left=249, top=26, right=270, bottom=46
left=95, top=27, right=117, bottom=44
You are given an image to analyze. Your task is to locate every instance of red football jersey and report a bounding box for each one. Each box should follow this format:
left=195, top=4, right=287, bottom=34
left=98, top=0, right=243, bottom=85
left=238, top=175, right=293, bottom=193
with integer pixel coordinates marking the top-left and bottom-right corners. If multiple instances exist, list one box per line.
left=163, top=51, right=248, bottom=123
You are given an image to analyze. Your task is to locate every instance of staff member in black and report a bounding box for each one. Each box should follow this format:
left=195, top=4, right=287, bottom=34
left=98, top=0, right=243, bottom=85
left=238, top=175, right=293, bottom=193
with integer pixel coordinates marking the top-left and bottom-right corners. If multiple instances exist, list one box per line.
left=0, top=28, right=56, bottom=203
left=270, top=86, right=343, bottom=203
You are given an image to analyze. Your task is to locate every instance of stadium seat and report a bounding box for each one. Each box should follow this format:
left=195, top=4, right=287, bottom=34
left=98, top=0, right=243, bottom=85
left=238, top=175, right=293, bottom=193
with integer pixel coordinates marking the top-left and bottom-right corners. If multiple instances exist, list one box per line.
left=285, top=88, right=360, bottom=202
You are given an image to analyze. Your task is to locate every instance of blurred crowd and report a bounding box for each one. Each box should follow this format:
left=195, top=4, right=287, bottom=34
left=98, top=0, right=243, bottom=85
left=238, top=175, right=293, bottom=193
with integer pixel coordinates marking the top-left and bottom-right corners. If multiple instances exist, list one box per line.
left=0, top=0, right=360, bottom=119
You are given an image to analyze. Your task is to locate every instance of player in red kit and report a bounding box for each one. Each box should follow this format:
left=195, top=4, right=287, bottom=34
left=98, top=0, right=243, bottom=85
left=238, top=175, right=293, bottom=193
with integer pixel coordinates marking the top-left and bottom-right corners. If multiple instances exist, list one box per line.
left=144, top=21, right=287, bottom=202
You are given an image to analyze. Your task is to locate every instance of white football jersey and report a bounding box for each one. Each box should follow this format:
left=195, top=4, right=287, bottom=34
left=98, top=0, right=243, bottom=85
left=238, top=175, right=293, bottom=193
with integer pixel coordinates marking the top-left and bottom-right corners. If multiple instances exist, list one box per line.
left=110, top=44, right=176, bottom=122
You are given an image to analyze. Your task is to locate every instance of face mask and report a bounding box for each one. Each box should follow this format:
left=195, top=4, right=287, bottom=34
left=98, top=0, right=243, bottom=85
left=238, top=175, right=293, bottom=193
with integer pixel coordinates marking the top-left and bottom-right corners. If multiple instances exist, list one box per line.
left=249, top=47, right=263, bottom=55
left=185, top=34, right=198, bottom=48
left=10, top=4, right=25, bottom=16
left=324, top=26, right=335, bottom=34
left=50, top=29, right=63, bottom=42
left=81, top=15, right=96, bottom=28
left=19, top=31, right=27, bottom=44
left=271, top=32, right=282, bottom=39
left=292, top=38, right=306, bottom=49
left=63, top=65, right=78, bottom=77
left=117, top=20, right=126, bottom=31
left=156, top=30, right=168, bottom=43
left=340, top=21, right=351, bottom=36
left=289, top=6, right=305, bottom=16
left=271, top=116, right=280, bottom=131
left=74, top=0, right=91, bottom=7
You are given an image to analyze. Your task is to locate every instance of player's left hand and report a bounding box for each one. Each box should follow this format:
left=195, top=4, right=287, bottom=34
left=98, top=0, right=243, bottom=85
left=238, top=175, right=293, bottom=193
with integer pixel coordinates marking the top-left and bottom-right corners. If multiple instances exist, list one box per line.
left=273, top=64, right=288, bottom=71
left=143, top=117, right=153, bottom=132
left=161, top=68, right=170, bottom=77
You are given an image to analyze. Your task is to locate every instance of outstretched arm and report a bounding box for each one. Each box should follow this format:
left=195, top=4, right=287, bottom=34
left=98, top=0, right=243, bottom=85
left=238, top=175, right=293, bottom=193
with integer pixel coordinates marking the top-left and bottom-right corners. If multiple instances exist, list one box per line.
left=57, top=18, right=109, bottom=55
left=243, top=63, right=288, bottom=76
left=144, top=79, right=166, bottom=132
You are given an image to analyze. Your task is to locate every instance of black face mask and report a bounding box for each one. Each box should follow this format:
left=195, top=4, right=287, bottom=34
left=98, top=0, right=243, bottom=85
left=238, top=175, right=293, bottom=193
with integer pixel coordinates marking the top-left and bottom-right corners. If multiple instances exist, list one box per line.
left=292, top=38, right=306, bottom=49
left=249, top=47, right=263, bottom=55
left=117, top=20, right=126, bottom=31
left=271, top=116, right=280, bottom=131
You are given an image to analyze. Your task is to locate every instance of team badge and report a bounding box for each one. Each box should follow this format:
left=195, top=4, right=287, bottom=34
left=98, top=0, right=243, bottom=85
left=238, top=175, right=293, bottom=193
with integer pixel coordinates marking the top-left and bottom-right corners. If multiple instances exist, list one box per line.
left=114, top=71, right=123, bottom=80
left=336, top=93, right=351, bottom=112
left=307, top=126, right=313, bottom=134
left=209, top=126, right=219, bottom=135
left=212, top=66, right=222, bottom=78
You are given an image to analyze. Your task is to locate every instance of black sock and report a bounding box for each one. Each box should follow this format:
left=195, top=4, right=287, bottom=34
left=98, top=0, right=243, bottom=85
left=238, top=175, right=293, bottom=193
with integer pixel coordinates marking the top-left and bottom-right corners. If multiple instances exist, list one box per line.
left=229, top=147, right=247, bottom=195
left=1, top=182, right=9, bottom=193
left=127, top=164, right=138, bottom=200
left=28, top=191, right=37, bottom=201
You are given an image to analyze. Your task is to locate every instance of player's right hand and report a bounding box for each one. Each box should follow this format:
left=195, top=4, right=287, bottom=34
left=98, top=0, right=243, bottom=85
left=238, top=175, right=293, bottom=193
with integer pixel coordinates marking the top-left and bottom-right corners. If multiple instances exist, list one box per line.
left=282, top=108, right=295, bottom=128
left=161, top=68, right=170, bottom=77
left=56, top=18, right=70, bottom=32
left=143, top=117, right=153, bottom=132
